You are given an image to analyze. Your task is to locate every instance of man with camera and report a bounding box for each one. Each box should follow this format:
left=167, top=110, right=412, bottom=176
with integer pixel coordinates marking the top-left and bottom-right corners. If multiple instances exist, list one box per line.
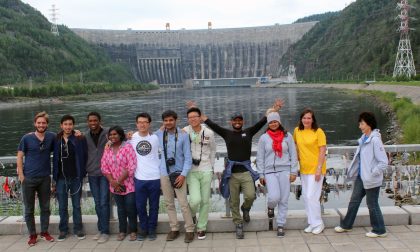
left=183, top=107, right=216, bottom=240
left=155, top=110, right=194, bottom=243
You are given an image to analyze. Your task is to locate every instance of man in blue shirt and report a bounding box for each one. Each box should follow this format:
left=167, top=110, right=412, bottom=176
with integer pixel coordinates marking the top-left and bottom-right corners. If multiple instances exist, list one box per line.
left=155, top=110, right=194, bottom=243
left=17, top=111, right=56, bottom=246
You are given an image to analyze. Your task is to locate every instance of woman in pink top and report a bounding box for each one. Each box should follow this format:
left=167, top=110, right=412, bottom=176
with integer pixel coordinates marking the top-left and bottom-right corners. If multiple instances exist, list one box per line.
left=101, top=126, right=137, bottom=241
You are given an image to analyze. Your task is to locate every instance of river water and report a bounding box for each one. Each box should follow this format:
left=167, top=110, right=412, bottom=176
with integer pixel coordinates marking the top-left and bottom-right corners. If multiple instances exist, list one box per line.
left=0, top=87, right=396, bottom=212
left=0, top=87, right=391, bottom=156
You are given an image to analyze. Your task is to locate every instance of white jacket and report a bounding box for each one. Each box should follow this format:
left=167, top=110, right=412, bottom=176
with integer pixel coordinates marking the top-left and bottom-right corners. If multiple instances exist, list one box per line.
left=183, top=124, right=216, bottom=172
left=346, top=129, right=388, bottom=189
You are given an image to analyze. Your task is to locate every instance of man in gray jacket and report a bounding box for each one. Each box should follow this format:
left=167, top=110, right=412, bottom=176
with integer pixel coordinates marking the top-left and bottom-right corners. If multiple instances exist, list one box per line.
left=85, top=112, right=110, bottom=243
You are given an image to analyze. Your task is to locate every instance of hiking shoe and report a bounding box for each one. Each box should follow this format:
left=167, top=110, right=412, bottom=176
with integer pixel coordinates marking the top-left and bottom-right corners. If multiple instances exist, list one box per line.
left=148, top=230, right=157, bottom=241
left=166, top=230, right=180, bottom=241
left=312, top=223, right=325, bottom=235
left=28, top=234, right=37, bottom=246
left=236, top=224, right=244, bottom=239
left=57, top=232, right=67, bottom=242
left=197, top=231, right=206, bottom=240
left=40, top=232, right=55, bottom=242
left=304, top=225, right=313, bottom=233
left=184, top=232, right=194, bottom=243
left=137, top=230, right=147, bottom=241
left=267, top=208, right=275, bottom=218
left=334, top=226, right=352, bottom=233
left=277, top=226, right=285, bottom=237
left=92, top=232, right=101, bottom=240
left=76, top=232, right=86, bottom=240
left=97, top=234, right=109, bottom=244
left=241, top=205, right=250, bottom=223
left=366, top=231, right=387, bottom=238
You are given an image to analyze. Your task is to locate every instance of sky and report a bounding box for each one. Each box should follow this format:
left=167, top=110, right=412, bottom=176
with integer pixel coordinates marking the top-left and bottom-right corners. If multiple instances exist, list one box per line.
left=22, top=0, right=356, bottom=30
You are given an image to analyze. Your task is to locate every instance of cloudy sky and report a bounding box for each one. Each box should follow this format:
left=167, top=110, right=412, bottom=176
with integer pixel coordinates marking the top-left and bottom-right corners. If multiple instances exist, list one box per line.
left=22, top=0, right=355, bottom=30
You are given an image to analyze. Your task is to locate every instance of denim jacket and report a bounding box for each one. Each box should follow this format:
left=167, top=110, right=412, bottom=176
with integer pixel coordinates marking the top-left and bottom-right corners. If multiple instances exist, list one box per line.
left=220, top=159, right=259, bottom=199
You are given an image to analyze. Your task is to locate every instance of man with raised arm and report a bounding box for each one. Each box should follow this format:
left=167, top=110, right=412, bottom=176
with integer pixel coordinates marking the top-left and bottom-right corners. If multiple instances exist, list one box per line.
left=188, top=100, right=283, bottom=239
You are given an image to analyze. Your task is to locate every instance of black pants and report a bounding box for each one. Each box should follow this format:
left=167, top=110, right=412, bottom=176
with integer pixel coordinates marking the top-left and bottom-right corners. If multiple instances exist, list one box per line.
left=22, top=176, right=51, bottom=235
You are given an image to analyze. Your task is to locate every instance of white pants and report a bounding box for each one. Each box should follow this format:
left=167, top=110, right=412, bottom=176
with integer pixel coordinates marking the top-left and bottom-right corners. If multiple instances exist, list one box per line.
left=265, top=171, right=290, bottom=226
left=301, top=174, right=324, bottom=228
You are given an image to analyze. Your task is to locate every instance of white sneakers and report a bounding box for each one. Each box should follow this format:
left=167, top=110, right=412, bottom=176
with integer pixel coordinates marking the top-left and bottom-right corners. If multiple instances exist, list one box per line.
left=304, top=223, right=325, bottom=234
left=334, top=226, right=352, bottom=233
left=366, top=231, right=387, bottom=238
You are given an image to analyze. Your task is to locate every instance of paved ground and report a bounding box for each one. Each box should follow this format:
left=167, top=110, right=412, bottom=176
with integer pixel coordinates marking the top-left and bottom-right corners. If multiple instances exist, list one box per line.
left=2, top=225, right=420, bottom=252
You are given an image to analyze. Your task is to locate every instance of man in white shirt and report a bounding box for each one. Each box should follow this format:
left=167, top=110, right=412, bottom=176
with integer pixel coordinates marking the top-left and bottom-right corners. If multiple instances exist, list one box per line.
left=129, top=113, right=161, bottom=241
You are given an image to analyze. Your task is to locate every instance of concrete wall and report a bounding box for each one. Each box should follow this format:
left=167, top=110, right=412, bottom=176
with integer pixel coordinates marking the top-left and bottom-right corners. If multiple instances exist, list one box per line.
left=72, top=22, right=317, bottom=84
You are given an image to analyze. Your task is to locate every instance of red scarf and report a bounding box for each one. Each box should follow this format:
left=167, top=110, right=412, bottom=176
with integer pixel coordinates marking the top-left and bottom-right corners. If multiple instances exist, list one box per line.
left=267, top=130, right=284, bottom=158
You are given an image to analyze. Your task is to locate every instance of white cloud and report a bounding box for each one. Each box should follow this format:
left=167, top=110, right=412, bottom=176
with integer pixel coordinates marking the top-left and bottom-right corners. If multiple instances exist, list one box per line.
left=21, top=0, right=355, bottom=30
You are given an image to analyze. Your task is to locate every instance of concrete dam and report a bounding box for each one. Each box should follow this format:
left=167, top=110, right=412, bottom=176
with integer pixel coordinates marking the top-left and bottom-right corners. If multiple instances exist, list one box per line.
left=72, top=22, right=316, bottom=85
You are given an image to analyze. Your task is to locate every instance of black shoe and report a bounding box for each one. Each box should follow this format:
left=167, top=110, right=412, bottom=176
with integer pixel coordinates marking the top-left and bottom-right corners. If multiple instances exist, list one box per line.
left=241, top=205, right=250, bottom=223
left=75, top=232, right=86, bottom=240
left=277, top=226, right=285, bottom=238
left=57, top=232, right=67, bottom=242
left=148, top=230, right=157, bottom=241
left=137, top=230, right=148, bottom=241
left=267, top=208, right=275, bottom=218
left=236, top=224, right=244, bottom=239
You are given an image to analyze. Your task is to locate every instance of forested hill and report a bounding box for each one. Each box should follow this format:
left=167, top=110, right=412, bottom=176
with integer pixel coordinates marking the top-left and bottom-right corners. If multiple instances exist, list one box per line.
left=0, top=0, right=135, bottom=84
left=282, top=0, right=420, bottom=81
left=294, top=11, right=340, bottom=24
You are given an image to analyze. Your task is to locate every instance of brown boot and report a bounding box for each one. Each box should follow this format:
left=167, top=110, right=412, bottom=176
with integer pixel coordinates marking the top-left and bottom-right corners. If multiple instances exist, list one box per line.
left=166, top=231, right=180, bottom=241
left=184, top=232, right=194, bottom=243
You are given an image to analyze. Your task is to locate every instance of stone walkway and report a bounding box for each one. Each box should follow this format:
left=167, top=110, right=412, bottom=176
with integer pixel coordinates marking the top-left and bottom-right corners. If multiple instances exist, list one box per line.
left=2, top=225, right=420, bottom=252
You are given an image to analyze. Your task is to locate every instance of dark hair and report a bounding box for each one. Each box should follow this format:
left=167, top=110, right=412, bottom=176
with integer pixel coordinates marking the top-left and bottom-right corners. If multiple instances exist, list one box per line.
left=108, top=126, right=126, bottom=142
left=87, top=112, right=101, bottom=121
left=358, top=112, right=377, bottom=130
left=187, top=107, right=201, bottom=117
left=298, top=108, right=319, bottom=131
left=162, top=110, right=178, bottom=120
left=266, top=123, right=288, bottom=135
left=136, top=112, right=152, bottom=123
left=60, top=114, right=75, bottom=124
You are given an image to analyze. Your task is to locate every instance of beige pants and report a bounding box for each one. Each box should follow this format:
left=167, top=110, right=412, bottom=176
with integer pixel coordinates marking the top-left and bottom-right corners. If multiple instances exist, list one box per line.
left=161, top=175, right=195, bottom=232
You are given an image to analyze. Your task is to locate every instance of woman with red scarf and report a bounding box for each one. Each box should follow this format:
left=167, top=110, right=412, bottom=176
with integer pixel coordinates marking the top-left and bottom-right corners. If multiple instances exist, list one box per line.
left=256, top=112, right=298, bottom=237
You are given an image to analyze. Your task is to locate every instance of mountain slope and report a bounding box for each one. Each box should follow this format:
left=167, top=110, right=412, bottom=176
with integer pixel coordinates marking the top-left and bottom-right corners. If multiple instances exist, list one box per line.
left=282, top=0, right=420, bottom=80
left=0, top=0, right=135, bottom=84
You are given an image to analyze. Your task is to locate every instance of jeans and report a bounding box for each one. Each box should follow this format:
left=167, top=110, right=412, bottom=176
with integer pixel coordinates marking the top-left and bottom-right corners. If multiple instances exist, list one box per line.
left=341, top=176, right=386, bottom=234
left=229, top=172, right=256, bottom=224
left=135, top=178, right=160, bottom=233
left=187, top=171, right=212, bottom=231
left=88, top=175, right=110, bottom=234
left=56, top=177, right=83, bottom=234
left=113, top=192, right=138, bottom=233
left=22, top=176, right=51, bottom=235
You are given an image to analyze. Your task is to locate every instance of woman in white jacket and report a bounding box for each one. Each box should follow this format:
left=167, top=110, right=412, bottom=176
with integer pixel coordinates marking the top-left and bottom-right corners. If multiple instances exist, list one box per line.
left=256, top=112, right=298, bottom=237
left=335, top=112, right=388, bottom=238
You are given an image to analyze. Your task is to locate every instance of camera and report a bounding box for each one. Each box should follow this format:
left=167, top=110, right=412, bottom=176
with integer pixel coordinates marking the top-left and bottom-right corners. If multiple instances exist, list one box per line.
left=166, top=157, right=176, bottom=167
left=192, top=158, right=201, bottom=166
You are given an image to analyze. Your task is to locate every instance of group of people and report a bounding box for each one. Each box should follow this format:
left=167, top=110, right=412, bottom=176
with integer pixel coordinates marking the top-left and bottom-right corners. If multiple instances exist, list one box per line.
left=16, top=99, right=389, bottom=247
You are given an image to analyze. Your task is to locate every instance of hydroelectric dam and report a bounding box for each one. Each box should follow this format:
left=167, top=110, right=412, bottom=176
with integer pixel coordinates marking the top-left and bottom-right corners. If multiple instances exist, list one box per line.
left=72, top=22, right=316, bottom=85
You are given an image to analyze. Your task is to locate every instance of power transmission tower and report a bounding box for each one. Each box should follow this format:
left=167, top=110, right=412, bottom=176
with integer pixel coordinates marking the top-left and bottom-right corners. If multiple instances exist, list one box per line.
left=393, top=0, right=416, bottom=78
left=49, top=4, right=59, bottom=36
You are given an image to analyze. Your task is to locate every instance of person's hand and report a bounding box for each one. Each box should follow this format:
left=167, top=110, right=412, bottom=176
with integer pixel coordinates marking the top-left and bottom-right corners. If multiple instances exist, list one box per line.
left=273, top=98, right=284, bottom=111
left=174, top=175, right=185, bottom=188
left=259, top=178, right=266, bottom=186
left=74, top=130, right=82, bottom=137
left=105, top=140, right=112, bottom=149
left=51, top=184, right=56, bottom=197
left=18, top=173, right=25, bottom=183
left=186, top=100, right=197, bottom=109
left=126, top=131, right=134, bottom=140
left=315, top=169, right=322, bottom=182
left=110, top=179, right=121, bottom=191
left=290, top=174, right=297, bottom=183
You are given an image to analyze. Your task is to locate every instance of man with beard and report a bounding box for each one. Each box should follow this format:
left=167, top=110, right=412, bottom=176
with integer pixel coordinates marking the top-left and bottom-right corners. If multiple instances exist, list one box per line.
left=189, top=100, right=283, bottom=239
left=155, top=110, right=194, bottom=243
left=84, top=112, right=110, bottom=243
left=17, top=111, right=56, bottom=246
left=52, top=115, right=87, bottom=241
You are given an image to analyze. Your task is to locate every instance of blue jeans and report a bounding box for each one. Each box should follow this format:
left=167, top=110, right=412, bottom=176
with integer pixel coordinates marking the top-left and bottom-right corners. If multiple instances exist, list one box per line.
left=341, top=176, right=386, bottom=234
left=88, top=175, right=110, bottom=234
left=135, top=178, right=160, bottom=233
left=56, top=177, right=83, bottom=234
left=113, top=192, right=138, bottom=233
left=22, top=176, right=51, bottom=235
